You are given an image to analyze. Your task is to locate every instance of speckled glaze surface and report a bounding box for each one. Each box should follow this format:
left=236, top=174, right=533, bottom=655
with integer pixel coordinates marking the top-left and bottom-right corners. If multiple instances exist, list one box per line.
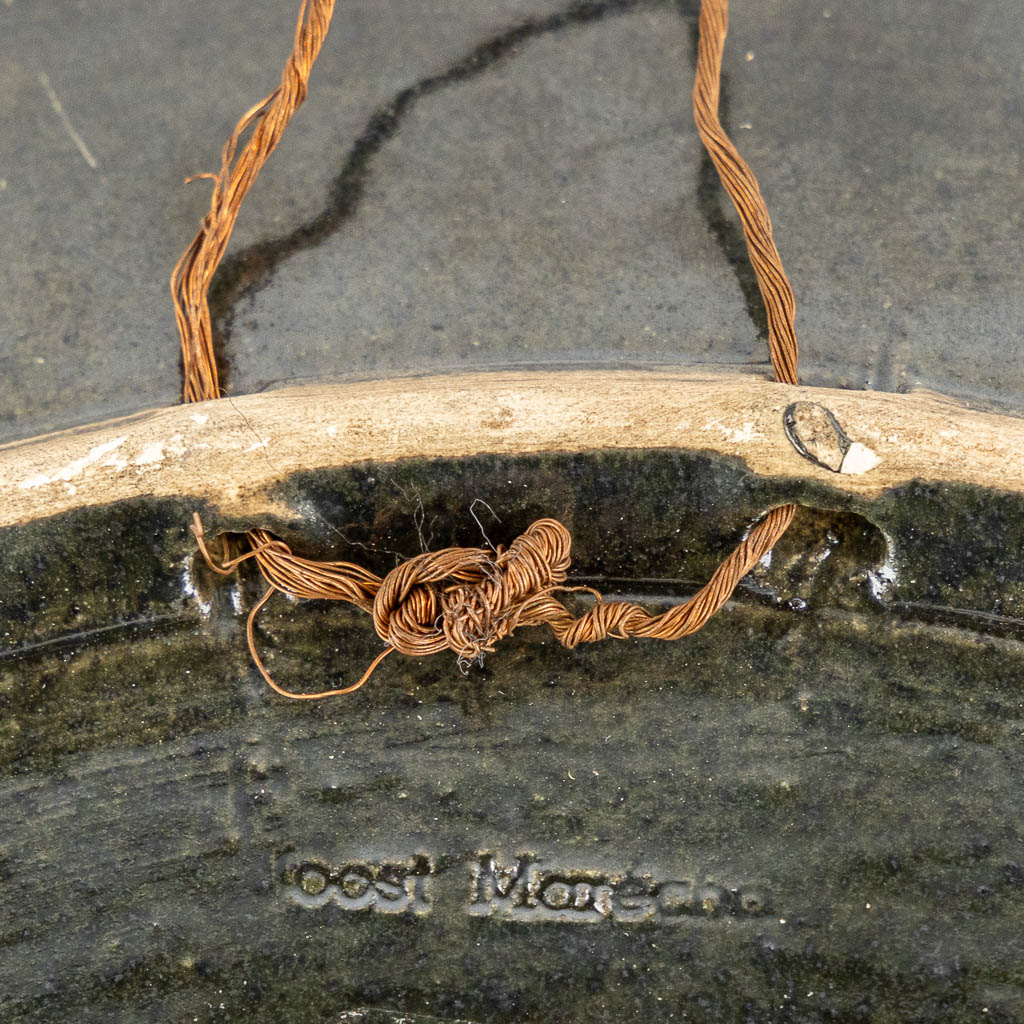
left=3, top=450, right=1024, bottom=1022
left=1, top=0, right=1022, bottom=442
left=1, top=0, right=1023, bottom=1020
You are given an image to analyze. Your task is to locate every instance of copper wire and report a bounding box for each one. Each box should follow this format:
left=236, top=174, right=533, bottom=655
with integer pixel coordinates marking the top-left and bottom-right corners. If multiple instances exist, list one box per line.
left=693, top=0, right=798, bottom=386
left=171, top=0, right=335, bottom=405
left=179, top=0, right=800, bottom=697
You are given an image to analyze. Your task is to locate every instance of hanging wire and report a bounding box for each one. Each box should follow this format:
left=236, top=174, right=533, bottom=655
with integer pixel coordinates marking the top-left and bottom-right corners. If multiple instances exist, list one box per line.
left=178, top=0, right=799, bottom=698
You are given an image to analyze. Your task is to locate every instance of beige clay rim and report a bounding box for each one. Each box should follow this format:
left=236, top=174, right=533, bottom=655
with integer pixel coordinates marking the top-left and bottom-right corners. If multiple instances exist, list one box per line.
left=2, top=368, right=1022, bottom=529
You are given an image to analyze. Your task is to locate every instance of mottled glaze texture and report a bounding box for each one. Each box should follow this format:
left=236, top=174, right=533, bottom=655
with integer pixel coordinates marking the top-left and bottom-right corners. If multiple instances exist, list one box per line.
left=2, top=450, right=1023, bottom=1022
left=2, top=0, right=1022, bottom=1017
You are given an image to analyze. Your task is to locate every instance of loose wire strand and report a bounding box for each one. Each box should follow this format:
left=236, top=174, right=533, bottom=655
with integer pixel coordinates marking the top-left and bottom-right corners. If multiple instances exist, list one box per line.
left=172, top=0, right=335, bottom=405
left=246, top=585, right=393, bottom=699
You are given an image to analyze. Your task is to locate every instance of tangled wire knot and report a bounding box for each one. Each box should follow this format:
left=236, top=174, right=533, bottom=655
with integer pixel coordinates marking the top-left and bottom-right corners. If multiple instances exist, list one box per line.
left=193, top=505, right=794, bottom=699
left=370, top=518, right=573, bottom=663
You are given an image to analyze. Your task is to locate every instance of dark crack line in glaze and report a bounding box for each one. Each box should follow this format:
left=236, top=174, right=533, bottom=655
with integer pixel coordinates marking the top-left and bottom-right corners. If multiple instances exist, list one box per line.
left=888, top=602, right=1024, bottom=643
left=206, top=0, right=702, bottom=392
left=0, top=612, right=198, bottom=665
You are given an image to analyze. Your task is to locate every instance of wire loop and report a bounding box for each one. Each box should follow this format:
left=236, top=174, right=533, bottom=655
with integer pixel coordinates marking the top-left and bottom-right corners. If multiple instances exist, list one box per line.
left=178, top=0, right=801, bottom=697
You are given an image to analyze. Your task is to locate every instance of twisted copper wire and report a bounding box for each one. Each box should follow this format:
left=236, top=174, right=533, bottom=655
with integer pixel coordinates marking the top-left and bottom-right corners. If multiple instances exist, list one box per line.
left=180, top=0, right=799, bottom=698
left=172, top=0, right=335, bottom=404
left=693, top=0, right=798, bottom=387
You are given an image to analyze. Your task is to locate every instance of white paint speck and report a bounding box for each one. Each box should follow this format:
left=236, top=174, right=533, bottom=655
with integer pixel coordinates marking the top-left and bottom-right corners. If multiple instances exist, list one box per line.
left=725, top=422, right=760, bottom=444
left=166, top=433, right=188, bottom=456
left=135, top=441, right=165, bottom=466
left=703, top=418, right=763, bottom=444
left=867, top=549, right=898, bottom=601
left=19, top=436, right=126, bottom=489
left=180, top=555, right=211, bottom=616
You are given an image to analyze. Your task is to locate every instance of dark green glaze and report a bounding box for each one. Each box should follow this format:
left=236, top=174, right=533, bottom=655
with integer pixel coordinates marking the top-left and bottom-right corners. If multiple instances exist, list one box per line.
left=4, top=0, right=1023, bottom=1015
left=2, top=448, right=1023, bottom=1022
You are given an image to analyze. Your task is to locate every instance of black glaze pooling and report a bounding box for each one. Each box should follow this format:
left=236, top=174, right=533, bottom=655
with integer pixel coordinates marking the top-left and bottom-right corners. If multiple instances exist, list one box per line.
left=0, top=496, right=199, bottom=656
left=2, top=448, right=1024, bottom=1021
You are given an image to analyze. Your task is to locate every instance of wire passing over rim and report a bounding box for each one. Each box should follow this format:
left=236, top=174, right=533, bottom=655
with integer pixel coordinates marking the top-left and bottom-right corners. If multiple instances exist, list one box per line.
left=178, top=0, right=800, bottom=697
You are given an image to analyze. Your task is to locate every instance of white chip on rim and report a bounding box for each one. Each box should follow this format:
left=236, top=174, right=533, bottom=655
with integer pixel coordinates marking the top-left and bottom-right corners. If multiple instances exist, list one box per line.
left=840, top=441, right=882, bottom=475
